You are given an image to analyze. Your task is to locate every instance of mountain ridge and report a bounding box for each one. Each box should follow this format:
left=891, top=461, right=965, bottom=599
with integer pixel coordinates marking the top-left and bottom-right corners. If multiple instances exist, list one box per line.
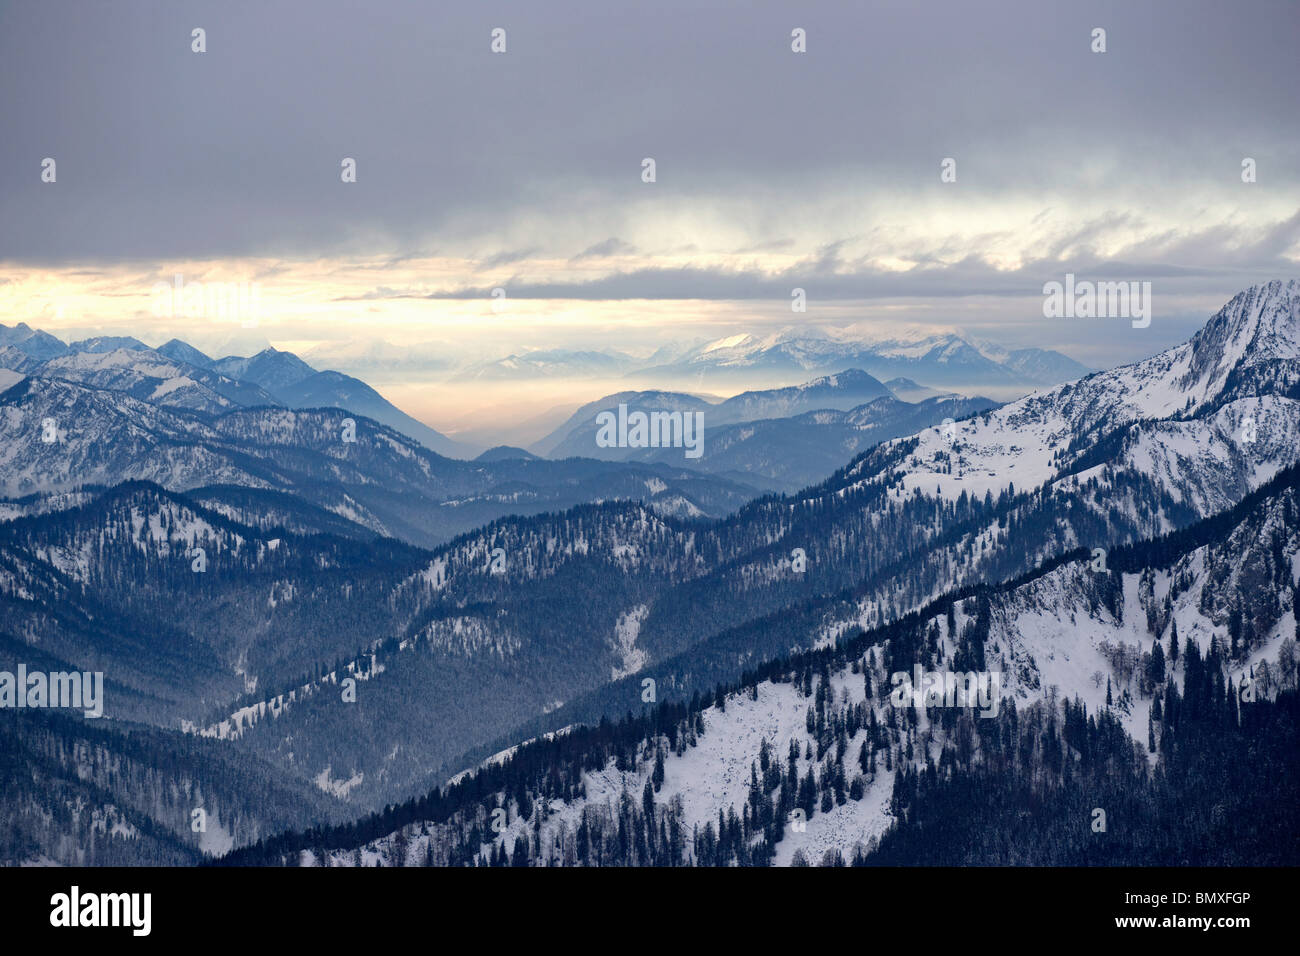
left=0, top=325, right=472, bottom=458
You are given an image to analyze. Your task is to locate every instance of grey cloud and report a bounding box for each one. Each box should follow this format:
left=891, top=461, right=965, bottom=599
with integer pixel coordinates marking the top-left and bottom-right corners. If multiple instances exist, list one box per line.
left=570, top=238, right=637, bottom=261
left=419, top=237, right=1298, bottom=303
left=476, top=248, right=541, bottom=270
left=1, top=0, right=1297, bottom=264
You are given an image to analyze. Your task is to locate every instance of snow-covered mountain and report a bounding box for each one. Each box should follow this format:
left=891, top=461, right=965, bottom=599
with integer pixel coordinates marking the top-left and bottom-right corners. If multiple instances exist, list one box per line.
left=883, top=377, right=951, bottom=402
left=67, top=335, right=152, bottom=354
left=274, top=369, right=473, bottom=458
left=192, top=281, right=1300, bottom=811
left=456, top=348, right=635, bottom=381
left=865, top=279, right=1300, bottom=513
left=707, top=369, right=894, bottom=423
left=243, top=461, right=1300, bottom=866
left=0, top=322, right=70, bottom=361
left=207, top=346, right=478, bottom=457
left=0, top=326, right=473, bottom=458
left=630, top=326, right=1091, bottom=392
left=4, top=281, right=1298, bottom=866
left=162, top=283, right=1296, bottom=817
left=0, top=481, right=428, bottom=720
left=156, top=337, right=217, bottom=368
left=531, top=390, right=713, bottom=458
left=655, top=395, right=998, bottom=492
left=30, top=346, right=279, bottom=412
left=0, top=375, right=759, bottom=546
left=211, top=347, right=316, bottom=392
left=441, top=328, right=1087, bottom=395
left=533, top=369, right=896, bottom=459
left=541, top=388, right=998, bottom=493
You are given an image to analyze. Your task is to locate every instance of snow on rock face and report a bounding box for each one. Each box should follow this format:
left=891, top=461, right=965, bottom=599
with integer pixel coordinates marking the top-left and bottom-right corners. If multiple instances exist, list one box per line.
left=314, top=670, right=902, bottom=867
left=0, top=377, right=259, bottom=496
left=1180, top=280, right=1300, bottom=405
left=648, top=494, right=705, bottom=519
left=989, top=473, right=1300, bottom=746
left=610, top=605, right=650, bottom=679
left=852, top=280, right=1300, bottom=506
left=149, top=375, right=199, bottom=401
left=325, top=465, right=1300, bottom=866
left=314, top=767, right=364, bottom=799
left=36, top=348, right=243, bottom=413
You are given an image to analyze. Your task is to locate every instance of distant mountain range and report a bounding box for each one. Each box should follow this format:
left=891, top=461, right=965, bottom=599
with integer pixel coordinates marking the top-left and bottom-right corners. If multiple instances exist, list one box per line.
left=455, top=348, right=636, bottom=382
left=0, top=324, right=474, bottom=459
left=445, top=327, right=1090, bottom=394
left=630, top=327, right=1091, bottom=391
left=186, top=280, right=1296, bottom=812
left=532, top=369, right=998, bottom=491
left=533, top=369, right=895, bottom=457
left=305, top=326, right=1090, bottom=402
left=2, top=322, right=1088, bottom=461
left=0, top=374, right=762, bottom=546
left=645, top=394, right=999, bottom=492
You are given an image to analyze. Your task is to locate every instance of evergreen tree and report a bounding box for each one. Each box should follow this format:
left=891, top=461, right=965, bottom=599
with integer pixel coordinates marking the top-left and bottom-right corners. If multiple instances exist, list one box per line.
left=1149, top=640, right=1166, bottom=687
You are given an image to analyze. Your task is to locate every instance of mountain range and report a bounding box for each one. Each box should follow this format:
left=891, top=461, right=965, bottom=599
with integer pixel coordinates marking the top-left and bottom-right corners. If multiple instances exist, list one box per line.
left=530, top=369, right=998, bottom=491
left=190, top=280, right=1296, bottom=810
left=0, top=324, right=473, bottom=458
left=630, top=327, right=1091, bottom=391
left=532, top=368, right=896, bottom=456
left=448, top=327, right=1089, bottom=396
left=226, top=457, right=1300, bottom=866
left=0, top=322, right=1009, bottom=500
left=1, top=280, right=1297, bottom=866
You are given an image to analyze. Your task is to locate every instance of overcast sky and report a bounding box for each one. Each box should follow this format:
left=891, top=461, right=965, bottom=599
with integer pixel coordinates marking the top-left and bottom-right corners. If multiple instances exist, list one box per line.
left=1, top=0, right=1297, bottom=426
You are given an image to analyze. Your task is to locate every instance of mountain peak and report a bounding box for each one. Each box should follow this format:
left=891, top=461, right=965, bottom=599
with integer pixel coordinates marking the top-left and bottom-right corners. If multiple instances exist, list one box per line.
left=68, top=335, right=151, bottom=353
left=474, top=445, right=540, bottom=462
left=701, top=333, right=756, bottom=354
left=157, top=338, right=214, bottom=369
left=1182, top=278, right=1300, bottom=407
left=212, top=347, right=317, bottom=391
left=0, top=322, right=69, bottom=360
left=1212, top=279, right=1299, bottom=345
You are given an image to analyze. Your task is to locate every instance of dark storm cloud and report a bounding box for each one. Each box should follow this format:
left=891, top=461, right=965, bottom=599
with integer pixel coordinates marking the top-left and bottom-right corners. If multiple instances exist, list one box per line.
left=1, top=0, right=1297, bottom=263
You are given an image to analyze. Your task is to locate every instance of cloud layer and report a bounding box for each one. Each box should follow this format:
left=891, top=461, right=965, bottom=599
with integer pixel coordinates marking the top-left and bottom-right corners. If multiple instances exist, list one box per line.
left=1, top=0, right=1297, bottom=375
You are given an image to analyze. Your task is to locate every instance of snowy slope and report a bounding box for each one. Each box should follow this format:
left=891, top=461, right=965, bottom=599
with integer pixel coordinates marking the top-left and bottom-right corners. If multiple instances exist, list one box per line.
left=311, top=463, right=1300, bottom=866
left=36, top=347, right=278, bottom=412
left=634, top=325, right=1089, bottom=390
left=869, top=280, right=1300, bottom=506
